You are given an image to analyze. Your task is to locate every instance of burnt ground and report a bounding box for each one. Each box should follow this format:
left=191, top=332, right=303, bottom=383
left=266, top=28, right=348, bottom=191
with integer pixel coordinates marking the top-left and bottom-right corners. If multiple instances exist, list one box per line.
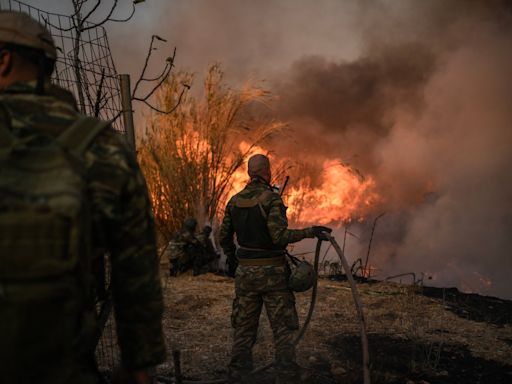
left=155, top=272, right=512, bottom=384
left=419, top=286, right=512, bottom=326
left=330, top=334, right=512, bottom=384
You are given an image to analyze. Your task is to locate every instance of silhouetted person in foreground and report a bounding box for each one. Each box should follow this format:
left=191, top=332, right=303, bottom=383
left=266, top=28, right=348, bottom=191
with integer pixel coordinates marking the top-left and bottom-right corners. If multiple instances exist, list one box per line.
left=0, top=11, right=165, bottom=384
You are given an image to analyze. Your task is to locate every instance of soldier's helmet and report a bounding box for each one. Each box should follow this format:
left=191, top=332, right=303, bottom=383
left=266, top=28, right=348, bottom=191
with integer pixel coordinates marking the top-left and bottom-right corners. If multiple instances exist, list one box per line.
left=183, top=217, right=198, bottom=232
left=0, top=11, right=57, bottom=60
left=288, top=260, right=316, bottom=292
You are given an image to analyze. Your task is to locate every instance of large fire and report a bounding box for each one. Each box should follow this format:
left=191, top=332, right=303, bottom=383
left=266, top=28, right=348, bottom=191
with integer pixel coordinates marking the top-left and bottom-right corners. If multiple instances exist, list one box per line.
left=285, top=159, right=380, bottom=225
left=228, top=142, right=381, bottom=227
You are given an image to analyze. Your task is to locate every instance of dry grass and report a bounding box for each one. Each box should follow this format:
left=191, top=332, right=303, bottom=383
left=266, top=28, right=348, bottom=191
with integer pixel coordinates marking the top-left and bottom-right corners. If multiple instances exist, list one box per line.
left=156, top=272, right=512, bottom=382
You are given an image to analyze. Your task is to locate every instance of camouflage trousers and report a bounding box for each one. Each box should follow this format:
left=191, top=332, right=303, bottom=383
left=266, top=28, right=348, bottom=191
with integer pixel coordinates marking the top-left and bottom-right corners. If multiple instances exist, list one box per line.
left=229, top=264, right=300, bottom=381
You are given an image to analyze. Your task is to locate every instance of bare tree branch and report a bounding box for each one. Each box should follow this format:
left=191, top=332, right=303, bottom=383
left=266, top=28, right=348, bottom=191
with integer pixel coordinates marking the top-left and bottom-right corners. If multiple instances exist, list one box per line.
left=137, top=83, right=189, bottom=115
left=81, top=0, right=119, bottom=31
left=130, top=37, right=188, bottom=114
left=133, top=58, right=173, bottom=102
left=132, top=35, right=169, bottom=96
left=81, top=0, right=102, bottom=24
left=107, top=3, right=136, bottom=23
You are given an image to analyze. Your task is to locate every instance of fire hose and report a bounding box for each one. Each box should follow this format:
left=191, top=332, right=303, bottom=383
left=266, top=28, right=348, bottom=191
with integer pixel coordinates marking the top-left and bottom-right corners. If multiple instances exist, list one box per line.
left=172, top=234, right=370, bottom=384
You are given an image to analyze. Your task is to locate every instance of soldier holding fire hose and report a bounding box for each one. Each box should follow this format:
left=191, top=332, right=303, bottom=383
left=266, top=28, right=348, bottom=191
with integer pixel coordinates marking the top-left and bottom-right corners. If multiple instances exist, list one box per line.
left=219, top=154, right=331, bottom=384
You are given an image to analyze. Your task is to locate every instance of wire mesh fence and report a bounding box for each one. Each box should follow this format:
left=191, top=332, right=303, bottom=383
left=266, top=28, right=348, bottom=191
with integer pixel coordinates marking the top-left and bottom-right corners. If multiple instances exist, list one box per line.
left=0, top=0, right=125, bottom=132
left=0, top=0, right=123, bottom=374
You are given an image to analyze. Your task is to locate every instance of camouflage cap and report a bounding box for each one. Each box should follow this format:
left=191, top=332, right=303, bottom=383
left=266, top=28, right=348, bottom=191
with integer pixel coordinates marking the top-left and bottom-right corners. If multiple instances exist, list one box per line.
left=0, top=11, right=57, bottom=60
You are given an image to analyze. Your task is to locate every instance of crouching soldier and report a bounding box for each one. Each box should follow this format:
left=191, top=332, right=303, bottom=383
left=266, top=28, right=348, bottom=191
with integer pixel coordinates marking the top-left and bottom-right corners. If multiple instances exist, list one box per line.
left=169, top=217, right=205, bottom=276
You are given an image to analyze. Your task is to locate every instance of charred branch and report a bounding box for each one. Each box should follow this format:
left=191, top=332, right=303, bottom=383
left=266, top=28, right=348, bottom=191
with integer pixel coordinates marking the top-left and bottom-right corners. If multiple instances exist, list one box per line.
left=131, top=37, right=190, bottom=115
left=363, top=212, right=385, bottom=278
left=43, top=1, right=145, bottom=113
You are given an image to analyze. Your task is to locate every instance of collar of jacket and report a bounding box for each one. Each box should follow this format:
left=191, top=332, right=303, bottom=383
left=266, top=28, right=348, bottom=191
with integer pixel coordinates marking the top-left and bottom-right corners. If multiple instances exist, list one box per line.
left=246, top=178, right=272, bottom=190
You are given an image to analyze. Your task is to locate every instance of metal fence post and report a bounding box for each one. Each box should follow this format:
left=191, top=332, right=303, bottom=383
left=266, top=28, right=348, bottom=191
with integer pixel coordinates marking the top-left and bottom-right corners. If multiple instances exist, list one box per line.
left=119, top=74, right=136, bottom=152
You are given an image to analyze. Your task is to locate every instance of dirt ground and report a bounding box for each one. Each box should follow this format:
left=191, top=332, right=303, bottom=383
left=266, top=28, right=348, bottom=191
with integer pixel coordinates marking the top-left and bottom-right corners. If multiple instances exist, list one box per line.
left=156, top=271, right=512, bottom=383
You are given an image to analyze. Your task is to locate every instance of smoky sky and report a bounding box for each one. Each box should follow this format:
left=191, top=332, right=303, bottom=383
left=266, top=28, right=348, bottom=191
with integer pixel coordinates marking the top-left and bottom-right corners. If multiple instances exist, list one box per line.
left=271, top=0, right=512, bottom=299
left=20, top=0, right=512, bottom=298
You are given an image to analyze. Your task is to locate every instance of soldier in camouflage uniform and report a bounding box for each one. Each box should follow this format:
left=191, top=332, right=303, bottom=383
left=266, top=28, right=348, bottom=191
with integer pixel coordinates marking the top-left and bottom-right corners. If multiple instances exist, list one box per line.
left=219, top=154, right=330, bottom=383
left=169, top=217, right=205, bottom=275
left=195, top=225, right=220, bottom=274
left=0, top=11, right=165, bottom=384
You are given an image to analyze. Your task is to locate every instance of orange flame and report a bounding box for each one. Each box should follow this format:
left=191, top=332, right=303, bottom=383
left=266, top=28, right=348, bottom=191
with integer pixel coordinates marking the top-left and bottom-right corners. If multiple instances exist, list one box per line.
left=228, top=143, right=381, bottom=226
left=286, top=159, right=380, bottom=225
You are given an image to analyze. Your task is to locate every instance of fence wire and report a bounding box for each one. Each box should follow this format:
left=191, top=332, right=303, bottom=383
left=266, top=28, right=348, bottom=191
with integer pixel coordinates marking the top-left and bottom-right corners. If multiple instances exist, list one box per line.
left=0, top=0, right=125, bottom=132
left=0, top=0, right=123, bottom=374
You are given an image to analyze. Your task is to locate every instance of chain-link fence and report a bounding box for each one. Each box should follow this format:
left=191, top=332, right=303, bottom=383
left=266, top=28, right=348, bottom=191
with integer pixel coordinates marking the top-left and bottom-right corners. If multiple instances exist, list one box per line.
left=0, top=0, right=125, bottom=132
left=0, top=0, right=123, bottom=375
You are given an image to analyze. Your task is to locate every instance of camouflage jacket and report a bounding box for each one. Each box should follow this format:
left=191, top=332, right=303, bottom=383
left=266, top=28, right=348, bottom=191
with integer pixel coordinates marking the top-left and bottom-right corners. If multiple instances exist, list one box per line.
left=0, top=81, right=166, bottom=369
left=219, top=179, right=313, bottom=264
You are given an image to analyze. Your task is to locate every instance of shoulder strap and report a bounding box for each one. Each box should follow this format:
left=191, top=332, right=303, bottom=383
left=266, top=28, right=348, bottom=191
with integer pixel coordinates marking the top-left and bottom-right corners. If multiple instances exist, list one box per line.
left=256, top=190, right=276, bottom=220
left=0, top=103, right=14, bottom=149
left=233, top=189, right=276, bottom=207
left=233, top=189, right=277, bottom=220
left=257, top=190, right=275, bottom=204
left=57, top=116, right=110, bottom=156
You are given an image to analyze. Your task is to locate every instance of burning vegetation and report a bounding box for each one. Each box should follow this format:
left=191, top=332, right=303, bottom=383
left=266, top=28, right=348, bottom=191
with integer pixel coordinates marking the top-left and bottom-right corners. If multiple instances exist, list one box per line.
left=136, top=0, right=512, bottom=300
left=138, top=65, right=382, bottom=241
left=138, top=64, right=285, bottom=240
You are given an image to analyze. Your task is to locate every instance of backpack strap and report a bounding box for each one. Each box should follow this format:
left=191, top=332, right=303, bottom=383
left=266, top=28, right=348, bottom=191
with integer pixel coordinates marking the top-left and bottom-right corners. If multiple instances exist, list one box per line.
left=233, top=189, right=276, bottom=220
left=57, top=116, right=110, bottom=156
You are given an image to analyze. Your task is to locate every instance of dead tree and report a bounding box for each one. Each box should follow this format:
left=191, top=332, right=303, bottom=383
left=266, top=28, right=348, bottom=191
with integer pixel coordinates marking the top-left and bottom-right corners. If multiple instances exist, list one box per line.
left=45, top=0, right=186, bottom=118
left=43, top=0, right=139, bottom=112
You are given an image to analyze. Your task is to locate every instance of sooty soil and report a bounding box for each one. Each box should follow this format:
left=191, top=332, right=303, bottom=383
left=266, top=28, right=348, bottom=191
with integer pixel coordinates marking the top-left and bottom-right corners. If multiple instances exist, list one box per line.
left=328, top=334, right=512, bottom=384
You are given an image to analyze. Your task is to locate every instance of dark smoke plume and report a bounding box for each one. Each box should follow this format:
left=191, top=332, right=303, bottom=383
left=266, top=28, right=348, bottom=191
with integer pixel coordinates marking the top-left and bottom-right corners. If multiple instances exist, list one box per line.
left=270, top=1, right=512, bottom=298
left=34, top=0, right=512, bottom=297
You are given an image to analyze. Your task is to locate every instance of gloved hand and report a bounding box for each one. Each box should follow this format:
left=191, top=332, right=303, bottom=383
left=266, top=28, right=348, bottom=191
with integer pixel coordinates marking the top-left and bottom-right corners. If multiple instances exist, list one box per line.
left=226, top=258, right=238, bottom=278
left=311, top=226, right=333, bottom=240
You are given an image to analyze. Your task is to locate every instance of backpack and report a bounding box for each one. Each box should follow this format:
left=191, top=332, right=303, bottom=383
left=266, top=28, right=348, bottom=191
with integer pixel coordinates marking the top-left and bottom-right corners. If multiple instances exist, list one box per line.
left=0, top=110, right=109, bottom=381
left=231, top=189, right=284, bottom=251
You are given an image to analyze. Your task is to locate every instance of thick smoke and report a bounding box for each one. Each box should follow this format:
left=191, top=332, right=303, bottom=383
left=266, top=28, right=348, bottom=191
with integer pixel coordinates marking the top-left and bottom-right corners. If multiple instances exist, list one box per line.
left=270, top=1, right=512, bottom=298
left=26, top=0, right=512, bottom=297
left=270, top=44, right=437, bottom=205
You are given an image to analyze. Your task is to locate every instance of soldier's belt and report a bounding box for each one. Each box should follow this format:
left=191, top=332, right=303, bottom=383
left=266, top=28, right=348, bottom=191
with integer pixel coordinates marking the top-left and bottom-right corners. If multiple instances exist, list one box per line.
left=238, top=256, right=286, bottom=266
